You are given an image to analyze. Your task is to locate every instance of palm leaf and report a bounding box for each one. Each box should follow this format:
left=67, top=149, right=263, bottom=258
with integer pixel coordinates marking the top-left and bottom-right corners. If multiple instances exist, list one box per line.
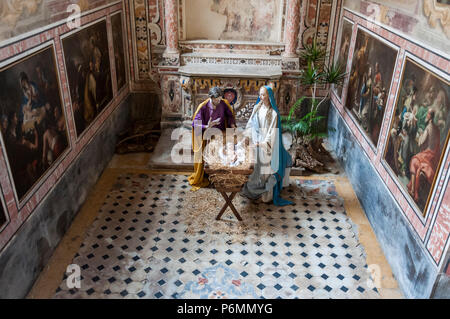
left=300, top=39, right=327, bottom=66
left=324, top=61, right=347, bottom=86
left=288, top=96, right=306, bottom=120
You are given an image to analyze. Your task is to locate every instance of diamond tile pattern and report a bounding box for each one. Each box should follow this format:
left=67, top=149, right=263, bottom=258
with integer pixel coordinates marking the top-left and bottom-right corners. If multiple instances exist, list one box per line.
left=53, top=174, right=379, bottom=299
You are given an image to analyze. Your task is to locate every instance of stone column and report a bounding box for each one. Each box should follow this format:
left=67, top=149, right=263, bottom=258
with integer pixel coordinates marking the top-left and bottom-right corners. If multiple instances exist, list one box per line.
left=283, top=0, right=301, bottom=58
left=163, top=0, right=179, bottom=59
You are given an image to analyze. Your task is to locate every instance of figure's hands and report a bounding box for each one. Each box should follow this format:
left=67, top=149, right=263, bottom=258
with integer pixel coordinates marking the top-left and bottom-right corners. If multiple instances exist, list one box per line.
left=207, top=118, right=221, bottom=128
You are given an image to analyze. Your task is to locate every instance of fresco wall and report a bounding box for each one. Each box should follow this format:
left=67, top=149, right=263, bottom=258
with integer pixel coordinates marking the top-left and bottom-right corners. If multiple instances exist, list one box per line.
left=0, top=1, right=131, bottom=297
left=343, top=0, right=450, bottom=54
left=0, top=0, right=114, bottom=42
left=183, top=0, right=283, bottom=42
left=330, top=4, right=449, bottom=298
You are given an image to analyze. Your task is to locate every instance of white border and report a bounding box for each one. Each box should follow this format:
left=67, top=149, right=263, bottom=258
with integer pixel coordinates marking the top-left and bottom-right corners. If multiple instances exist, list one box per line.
left=381, top=51, right=450, bottom=223
left=0, top=40, right=73, bottom=208
left=0, top=185, right=10, bottom=233
left=437, top=234, right=450, bottom=269
left=59, top=17, right=115, bottom=143
left=0, top=1, right=122, bottom=49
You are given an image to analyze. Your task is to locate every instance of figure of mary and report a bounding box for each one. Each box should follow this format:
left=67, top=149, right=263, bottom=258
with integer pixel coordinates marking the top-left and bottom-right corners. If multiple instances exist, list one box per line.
left=240, top=85, right=293, bottom=206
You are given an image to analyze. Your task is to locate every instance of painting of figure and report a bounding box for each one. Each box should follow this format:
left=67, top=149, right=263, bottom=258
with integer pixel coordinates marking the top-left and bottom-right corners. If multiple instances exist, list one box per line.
left=345, top=28, right=398, bottom=146
left=62, top=20, right=112, bottom=137
left=111, top=12, right=127, bottom=92
left=335, top=19, right=352, bottom=100
left=0, top=46, right=69, bottom=201
left=384, top=57, right=450, bottom=215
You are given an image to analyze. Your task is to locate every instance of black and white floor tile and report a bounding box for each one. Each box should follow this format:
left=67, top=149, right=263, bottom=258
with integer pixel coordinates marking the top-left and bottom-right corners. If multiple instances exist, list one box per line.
left=54, top=173, right=379, bottom=299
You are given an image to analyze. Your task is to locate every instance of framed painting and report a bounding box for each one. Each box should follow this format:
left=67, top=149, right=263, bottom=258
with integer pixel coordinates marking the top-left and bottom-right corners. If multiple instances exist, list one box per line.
left=62, top=19, right=113, bottom=138
left=383, top=56, right=449, bottom=216
left=334, top=18, right=353, bottom=101
left=111, top=11, right=127, bottom=93
left=345, top=27, right=398, bottom=147
left=0, top=45, right=70, bottom=202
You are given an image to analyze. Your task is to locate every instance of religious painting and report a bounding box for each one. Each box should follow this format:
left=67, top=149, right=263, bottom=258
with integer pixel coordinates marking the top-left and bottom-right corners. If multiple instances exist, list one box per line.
left=384, top=57, right=450, bottom=215
left=0, top=46, right=69, bottom=201
left=62, top=19, right=113, bottom=137
left=184, top=0, right=282, bottom=42
left=334, top=19, right=353, bottom=100
left=111, top=12, right=127, bottom=92
left=345, top=28, right=398, bottom=147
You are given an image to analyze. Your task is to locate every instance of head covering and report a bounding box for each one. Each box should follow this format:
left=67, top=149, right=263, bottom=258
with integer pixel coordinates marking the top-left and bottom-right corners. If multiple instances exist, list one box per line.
left=255, top=85, right=293, bottom=206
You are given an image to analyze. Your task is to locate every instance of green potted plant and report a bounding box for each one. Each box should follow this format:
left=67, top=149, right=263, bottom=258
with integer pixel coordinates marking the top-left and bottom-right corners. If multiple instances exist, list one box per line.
left=282, top=39, right=347, bottom=172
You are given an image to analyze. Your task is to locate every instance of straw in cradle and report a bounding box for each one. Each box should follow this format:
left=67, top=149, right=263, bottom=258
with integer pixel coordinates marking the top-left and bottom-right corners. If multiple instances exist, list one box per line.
left=203, top=134, right=254, bottom=189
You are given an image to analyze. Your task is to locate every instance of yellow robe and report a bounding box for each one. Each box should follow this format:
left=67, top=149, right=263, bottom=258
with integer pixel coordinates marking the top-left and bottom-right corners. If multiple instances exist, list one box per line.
left=188, top=98, right=235, bottom=191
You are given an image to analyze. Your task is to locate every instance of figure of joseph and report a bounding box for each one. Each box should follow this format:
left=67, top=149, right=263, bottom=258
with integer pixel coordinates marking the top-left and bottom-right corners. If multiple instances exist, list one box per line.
left=188, top=87, right=236, bottom=190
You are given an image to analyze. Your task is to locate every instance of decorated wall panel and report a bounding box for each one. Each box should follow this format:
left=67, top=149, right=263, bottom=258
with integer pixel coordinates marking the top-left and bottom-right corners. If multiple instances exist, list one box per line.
left=179, top=77, right=280, bottom=124
left=161, top=74, right=182, bottom=115
left=130, top=0, right=152, bottom=81
left=299, top=0, right=340, bottom=52
left=148, top=0, right=165, bottom=46
left=331, top=8, right=450, bottom=269
left=0, top=1, right=129, bottom=252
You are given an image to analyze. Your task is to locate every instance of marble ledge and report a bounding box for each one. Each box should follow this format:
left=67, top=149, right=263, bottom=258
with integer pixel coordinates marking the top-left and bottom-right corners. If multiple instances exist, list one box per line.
left=178, top=64, right=282, bottom=79
left=179, top=39, right=285, bottom=46
left=181, top=52, right=282, bottom=60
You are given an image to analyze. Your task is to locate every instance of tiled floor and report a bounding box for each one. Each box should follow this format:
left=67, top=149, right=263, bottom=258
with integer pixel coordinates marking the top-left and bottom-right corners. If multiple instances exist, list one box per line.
left=27, top=153, right=403, bottom=299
